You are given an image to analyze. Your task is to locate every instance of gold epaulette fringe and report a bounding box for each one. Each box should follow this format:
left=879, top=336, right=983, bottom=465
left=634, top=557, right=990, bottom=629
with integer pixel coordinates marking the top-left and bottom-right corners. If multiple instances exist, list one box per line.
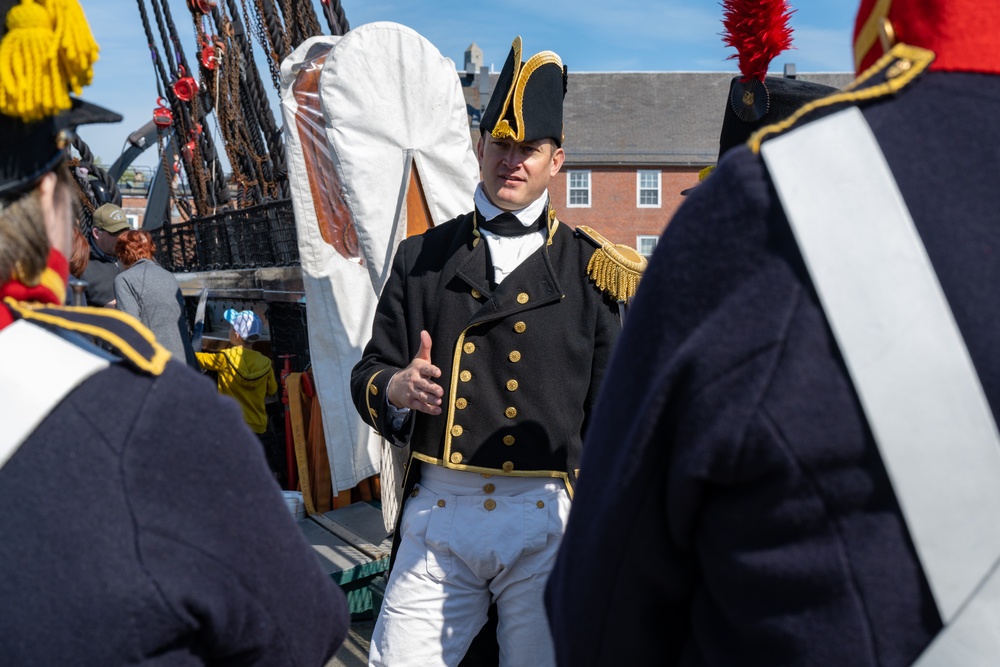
left=575, top=225, right=647, bottom=304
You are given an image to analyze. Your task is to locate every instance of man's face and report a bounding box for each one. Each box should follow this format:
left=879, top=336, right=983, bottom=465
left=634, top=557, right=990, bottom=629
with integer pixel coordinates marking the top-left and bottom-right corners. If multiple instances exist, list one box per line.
left=477, top=134, right=565, bottom=211
left=92, top=227, right=121, bottom=255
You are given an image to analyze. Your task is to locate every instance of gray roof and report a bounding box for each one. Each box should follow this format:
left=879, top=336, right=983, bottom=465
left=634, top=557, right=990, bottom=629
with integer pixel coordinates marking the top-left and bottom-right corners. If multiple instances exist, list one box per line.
left=464, top=71, right=855, bottom=167
left=562, top=71, right=855, bottom=166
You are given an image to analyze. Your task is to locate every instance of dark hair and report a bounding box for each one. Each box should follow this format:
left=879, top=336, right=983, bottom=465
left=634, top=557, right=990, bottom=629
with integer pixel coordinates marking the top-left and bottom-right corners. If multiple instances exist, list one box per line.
left=115, top=229, right=156, bottom=267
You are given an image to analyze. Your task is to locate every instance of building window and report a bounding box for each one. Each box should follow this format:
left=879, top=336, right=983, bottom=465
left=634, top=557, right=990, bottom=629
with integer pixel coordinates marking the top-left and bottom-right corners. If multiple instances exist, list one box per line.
left=637, top=170, right=661, bottom=208
left=637, top=235, right=658, bottom=258
left=567, top=170, right=591, bottom=207
left=126, top=214, right=140, bottom=230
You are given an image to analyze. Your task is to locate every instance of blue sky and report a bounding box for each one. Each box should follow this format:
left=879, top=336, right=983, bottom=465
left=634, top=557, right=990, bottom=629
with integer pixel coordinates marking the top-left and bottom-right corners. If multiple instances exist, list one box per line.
left=80, top=0, right=858, bottom=169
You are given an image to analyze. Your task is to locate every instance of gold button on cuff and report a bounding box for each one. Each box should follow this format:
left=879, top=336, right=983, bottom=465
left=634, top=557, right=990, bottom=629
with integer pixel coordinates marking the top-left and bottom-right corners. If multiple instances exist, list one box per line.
left=536, top=501, right=545, bottom=509
left=484, top=483, right=495, bottom=494
left=517, top=292, right=529, bottom=304
left=506, top=379, right=518, bottom=392
left=484, top=499, right=497, bottom=511
left=460, top=370, right=472, bottom=382
left=369, top=384, right=378, bottom=395
left=450, top=452, right=463, bottom=464
left=503, top=435, right=515, bottom=446
left=482, top=473, right=493, bottom=479
left=505, top=407, right=517, bottom=419
left=451, top=425, right=464, bottom=437
left=514, top=321, right=526, bottom=333
left=464, top=342, right=476, bottom=354
left=508, top=351, right=521, bottom=363
left=502, top=461, right=514, bottom=472
left=471, top=288, right=482, bottom=299
left=411, top=488, right=419, bottom=497
left=456, top=398, right=468, bottom=409
left=437, top=499, right=446, bottom=508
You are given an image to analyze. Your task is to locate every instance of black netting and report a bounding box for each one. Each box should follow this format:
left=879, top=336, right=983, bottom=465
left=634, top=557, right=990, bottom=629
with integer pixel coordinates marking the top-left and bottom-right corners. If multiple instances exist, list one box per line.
left=151, top=199, right=299, bottom=272
left=268, top=301, right=310, bottom=373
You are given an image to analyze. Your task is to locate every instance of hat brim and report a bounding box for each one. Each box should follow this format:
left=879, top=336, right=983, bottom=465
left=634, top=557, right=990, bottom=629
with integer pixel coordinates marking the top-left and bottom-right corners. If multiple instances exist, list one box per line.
left=0, top=98, right=123, bottom=198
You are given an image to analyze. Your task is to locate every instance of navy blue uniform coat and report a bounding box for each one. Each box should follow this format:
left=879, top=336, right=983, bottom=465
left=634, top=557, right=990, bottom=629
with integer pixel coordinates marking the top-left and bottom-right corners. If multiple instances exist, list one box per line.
left=545, top=65, right=1000, bottom=665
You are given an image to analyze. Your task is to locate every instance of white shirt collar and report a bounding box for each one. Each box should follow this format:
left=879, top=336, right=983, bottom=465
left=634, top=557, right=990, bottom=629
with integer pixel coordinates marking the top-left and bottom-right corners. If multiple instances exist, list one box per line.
left=474, top=184, right=549, bottom=227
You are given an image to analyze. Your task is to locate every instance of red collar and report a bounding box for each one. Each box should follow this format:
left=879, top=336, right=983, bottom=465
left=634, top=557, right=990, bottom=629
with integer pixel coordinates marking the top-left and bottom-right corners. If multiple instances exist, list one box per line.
left=0, top=251, right=69, bottom=331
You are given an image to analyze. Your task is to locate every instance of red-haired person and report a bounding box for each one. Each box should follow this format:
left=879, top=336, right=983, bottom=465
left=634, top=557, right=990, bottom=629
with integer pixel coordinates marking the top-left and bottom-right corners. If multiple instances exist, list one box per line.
left=113, top=229, right=198, bottom=368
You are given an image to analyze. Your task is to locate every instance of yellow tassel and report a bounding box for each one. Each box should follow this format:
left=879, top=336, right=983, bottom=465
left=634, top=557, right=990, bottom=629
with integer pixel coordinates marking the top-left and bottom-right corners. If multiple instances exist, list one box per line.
left=46, top=0, right=99, bottom=96
left=0, top=0, right=64, bottom=122
left=576, top=225, right=648, bottom=303
left=0, top=0, right=99, bottom=123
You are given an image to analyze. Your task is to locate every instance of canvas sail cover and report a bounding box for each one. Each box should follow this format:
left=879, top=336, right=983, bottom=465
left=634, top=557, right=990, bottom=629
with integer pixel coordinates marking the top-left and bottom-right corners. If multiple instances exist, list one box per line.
left=280, top=24, right=479, bottom=511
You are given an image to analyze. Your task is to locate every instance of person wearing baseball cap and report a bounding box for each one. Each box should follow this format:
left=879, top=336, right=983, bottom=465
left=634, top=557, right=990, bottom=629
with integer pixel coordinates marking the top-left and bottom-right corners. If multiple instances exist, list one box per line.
left=80, top=202, right=129, bottom=306
left=0, top=0, right=348, bottom=662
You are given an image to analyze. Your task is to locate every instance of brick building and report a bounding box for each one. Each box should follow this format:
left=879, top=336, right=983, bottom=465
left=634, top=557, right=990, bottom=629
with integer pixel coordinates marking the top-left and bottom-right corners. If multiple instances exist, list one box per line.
left=462, top=59, right=853, bottom=257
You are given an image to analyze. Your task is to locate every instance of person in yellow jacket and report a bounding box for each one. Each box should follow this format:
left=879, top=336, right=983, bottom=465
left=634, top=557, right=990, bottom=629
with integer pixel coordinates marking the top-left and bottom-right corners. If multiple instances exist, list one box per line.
left=196, top=309, right=278, bottom=434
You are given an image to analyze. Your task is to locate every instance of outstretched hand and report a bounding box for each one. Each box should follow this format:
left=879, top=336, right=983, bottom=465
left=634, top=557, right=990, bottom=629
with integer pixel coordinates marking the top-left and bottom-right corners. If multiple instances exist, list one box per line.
left=387, top=330, right=444, bottom=415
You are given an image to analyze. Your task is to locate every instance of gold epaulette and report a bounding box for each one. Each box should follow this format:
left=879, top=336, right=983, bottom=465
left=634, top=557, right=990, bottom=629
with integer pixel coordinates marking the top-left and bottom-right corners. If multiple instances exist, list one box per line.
left=575, top=226, right=647, bottom=304
left=749, top=43, right=935, bottom=154
left=5, top=298, right=171, bottom=376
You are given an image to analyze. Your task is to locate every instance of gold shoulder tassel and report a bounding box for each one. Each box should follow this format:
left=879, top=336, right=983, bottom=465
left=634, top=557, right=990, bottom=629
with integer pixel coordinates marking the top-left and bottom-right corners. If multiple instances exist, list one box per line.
left=576, top=225, right=647, bottom=304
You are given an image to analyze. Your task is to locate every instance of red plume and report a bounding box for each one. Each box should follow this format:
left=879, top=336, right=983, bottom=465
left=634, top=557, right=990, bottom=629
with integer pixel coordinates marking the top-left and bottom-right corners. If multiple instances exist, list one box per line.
left=722, top=0, right=795, bottom=83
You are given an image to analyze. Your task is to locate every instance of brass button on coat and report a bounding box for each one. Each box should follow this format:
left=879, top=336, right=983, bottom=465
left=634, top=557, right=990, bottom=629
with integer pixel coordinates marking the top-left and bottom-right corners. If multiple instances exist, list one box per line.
left=517, top=292, right=529, bottom=304
left=502, top=461, right=514, bottom=472
left=411, top=488, right=419, bottom=497
left=508, top=351, right=521, bottom=363
left=482, top=473, right=493, bottom=479
left=505, top=407, right=517, bottom=419
left=450, top=452, right=463, bottom=464
left=484, top=499, right=497, bottom=511
left=483, top=483, right=495, bottom=494
left=437, top=499, right=446, bottom=508
left=514, top=321, right=526, bottom=333
left=471, top=288, right=482, bottom=299
left=456, top=398, right=468, bottom=409
left=451, top=425, right=463, bottom=437
left=503, top=435, right=515, bottom=446
left=536, top=500, right=545, bottom=509
left=506, top=379, right=518, bottom=392
left=460, top=370, right=472, bottom=382
left=464, top=342, right=476, bottom=354
left=369, top=384, right=378, bottom=395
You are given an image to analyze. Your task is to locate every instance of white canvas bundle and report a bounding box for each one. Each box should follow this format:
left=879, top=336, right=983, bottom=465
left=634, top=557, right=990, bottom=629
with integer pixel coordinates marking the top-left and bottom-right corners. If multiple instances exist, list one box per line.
left=280, top=24, right=478, bottom=526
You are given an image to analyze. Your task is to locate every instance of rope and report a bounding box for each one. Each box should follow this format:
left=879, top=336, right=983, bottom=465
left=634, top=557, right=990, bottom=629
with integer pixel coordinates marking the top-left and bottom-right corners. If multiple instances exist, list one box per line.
left=321, top=0, right=350, bottom=36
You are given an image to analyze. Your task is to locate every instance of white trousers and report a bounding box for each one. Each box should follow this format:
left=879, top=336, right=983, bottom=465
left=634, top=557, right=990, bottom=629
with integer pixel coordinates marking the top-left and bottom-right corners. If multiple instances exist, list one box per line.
left=369, top=464, right=571, bottom=667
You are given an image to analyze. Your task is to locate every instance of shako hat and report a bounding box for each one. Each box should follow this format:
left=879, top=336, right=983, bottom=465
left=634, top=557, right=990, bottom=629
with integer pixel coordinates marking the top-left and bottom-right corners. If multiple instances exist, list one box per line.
left=481, top=36, right=567, bottom=146
left=0, top=0, right=122, bottom=199
left=717, top=0, right=838, bottom=161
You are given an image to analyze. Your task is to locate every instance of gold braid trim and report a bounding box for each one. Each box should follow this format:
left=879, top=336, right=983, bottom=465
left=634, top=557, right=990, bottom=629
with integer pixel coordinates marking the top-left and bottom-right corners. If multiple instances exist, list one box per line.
left=576, top=225, right=647, bottom=303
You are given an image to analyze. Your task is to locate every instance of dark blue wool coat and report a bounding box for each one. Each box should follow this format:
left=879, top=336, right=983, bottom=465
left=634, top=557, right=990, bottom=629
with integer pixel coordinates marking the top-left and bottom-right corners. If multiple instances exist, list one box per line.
left=0, top=310, right=349, bottom=665
left=546, top=64, right=1000, bottom=665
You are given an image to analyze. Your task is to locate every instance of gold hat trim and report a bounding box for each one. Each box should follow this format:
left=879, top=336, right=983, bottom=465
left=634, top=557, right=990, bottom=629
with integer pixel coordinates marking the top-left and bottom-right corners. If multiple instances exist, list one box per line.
left=492, top=48, right=563, bottom=143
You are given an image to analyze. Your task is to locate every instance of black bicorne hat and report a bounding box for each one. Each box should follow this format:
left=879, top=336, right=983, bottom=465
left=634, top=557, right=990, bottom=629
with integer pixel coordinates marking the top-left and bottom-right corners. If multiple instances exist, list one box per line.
left=718, top=75, right=838, bottom=161
left=0, top=0, right=122, bottom=199
left=480, top=36, right=567, bottom=146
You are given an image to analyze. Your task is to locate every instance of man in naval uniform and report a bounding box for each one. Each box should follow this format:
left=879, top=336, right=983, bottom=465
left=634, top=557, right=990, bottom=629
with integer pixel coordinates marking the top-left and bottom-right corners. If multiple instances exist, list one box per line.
left=351, top=37, right=643, bottom=667
left=546, top=0, right=1000, bottom=665
left=0, top=0, right=348, bottom=662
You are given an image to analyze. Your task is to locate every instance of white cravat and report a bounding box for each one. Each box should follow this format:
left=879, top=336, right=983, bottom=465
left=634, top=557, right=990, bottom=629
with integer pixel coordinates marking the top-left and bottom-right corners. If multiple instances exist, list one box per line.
left=473, top=184, right=547, bottom=284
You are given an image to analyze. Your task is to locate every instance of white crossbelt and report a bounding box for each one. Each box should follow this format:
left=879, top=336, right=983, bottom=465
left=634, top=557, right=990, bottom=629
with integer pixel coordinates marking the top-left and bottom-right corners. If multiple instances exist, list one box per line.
left=762, top=106, right=1000, bottom=665
left=0, top=319, right=110, bottom=471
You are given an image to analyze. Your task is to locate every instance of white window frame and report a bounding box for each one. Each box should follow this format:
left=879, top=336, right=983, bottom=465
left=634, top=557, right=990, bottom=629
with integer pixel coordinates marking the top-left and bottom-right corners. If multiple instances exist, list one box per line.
left=126, top=214, right=140, bottom=230
left=566, top=170, right=591, bottom=208
left=636, top=170, right=661, bottom=208
left=637, top=235, right=658, bottom=258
